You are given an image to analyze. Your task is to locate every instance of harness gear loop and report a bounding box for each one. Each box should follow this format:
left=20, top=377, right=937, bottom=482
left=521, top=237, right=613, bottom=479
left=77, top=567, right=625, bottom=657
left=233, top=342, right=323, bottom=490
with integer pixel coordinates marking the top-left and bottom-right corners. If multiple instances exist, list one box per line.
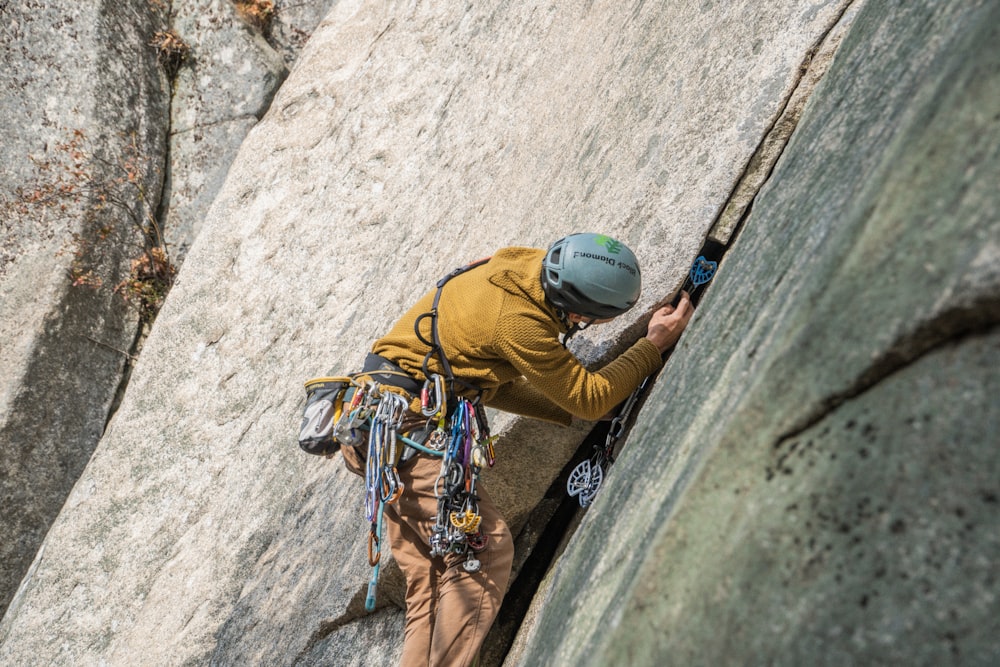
left=427, top=393, right=496, bottom=558
left=365, top=389, right=409, bottom=521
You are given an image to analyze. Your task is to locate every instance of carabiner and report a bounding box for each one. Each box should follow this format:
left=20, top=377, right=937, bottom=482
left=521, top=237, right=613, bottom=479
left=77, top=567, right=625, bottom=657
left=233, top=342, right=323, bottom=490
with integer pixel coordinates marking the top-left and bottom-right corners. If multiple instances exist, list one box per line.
left=368, top=527, right=381, bottom=566
left=421, top=373, right=447, bottom=418
left=381, top=466, right=404, bottom=504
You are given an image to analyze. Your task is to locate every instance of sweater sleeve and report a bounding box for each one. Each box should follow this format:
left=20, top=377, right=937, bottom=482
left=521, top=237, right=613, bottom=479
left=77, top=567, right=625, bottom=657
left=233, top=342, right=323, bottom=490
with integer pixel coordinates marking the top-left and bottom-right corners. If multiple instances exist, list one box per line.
left=484, top=378, right=574, bottom=426
left=490, top=293, right=664, bottom=422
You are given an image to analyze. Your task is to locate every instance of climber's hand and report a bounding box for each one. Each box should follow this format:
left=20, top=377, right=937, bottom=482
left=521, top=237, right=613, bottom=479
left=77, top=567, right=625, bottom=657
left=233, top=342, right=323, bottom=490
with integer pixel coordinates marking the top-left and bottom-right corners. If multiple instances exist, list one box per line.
left=645, top=291, right=693, bottom=354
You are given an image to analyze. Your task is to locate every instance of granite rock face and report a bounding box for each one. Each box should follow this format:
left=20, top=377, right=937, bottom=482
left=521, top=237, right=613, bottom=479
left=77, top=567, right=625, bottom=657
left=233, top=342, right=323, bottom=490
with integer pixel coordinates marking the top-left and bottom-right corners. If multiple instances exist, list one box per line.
left=513, top=1, right=1000, bottom=664
left=162, top=0, right=286, bottom=264
left=0, top=0, right=337, bottom=617
left=0, top=0, right=168, bottom=615
left=161, top=0, right=342, bottom=264
left=6, top=1, right=992, bottom=666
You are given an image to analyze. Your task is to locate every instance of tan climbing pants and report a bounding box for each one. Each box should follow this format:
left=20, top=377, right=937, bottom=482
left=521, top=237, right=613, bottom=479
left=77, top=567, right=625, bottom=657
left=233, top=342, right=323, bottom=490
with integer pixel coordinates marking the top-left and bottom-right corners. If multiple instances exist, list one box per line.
left=383, top=452, right=515, bottom=667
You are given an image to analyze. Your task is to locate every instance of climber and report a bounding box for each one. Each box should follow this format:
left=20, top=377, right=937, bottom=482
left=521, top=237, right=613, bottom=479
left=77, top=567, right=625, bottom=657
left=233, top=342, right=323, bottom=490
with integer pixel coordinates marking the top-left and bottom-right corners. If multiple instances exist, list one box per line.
left=352, top=232, right=693, bottom=666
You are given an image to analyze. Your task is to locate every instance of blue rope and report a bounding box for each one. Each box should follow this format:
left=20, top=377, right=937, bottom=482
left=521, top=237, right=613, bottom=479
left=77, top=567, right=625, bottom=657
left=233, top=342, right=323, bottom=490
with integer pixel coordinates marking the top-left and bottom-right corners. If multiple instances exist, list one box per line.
left=397, top=433, right=445, bottom=457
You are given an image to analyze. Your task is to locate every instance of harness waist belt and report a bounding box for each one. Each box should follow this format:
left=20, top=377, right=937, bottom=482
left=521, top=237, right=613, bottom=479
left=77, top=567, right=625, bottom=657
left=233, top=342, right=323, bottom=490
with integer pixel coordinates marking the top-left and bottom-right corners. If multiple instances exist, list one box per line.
left=363, top=353, right=423, bottom=395
left=363, top=353, right=483, bottom=408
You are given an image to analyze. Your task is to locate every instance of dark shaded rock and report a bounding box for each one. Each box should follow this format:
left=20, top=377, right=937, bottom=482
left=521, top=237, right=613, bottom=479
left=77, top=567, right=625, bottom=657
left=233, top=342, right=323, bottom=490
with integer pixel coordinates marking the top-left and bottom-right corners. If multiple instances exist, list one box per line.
left=0, top=0, right=169, bottom=615
left=514, top=1, right=1000, bottom=664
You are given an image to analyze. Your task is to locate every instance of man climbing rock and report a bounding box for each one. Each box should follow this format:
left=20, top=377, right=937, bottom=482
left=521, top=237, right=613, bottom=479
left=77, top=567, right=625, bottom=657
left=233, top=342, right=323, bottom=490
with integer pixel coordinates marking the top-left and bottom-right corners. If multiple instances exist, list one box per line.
left=345, top=232, right=692, bottom=666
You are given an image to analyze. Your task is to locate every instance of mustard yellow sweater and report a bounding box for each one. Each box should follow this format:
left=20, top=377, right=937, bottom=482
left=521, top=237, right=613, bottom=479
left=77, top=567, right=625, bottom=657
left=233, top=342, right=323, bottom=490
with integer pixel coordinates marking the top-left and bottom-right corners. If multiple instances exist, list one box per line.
left=372, top=247, right=663, bottom=426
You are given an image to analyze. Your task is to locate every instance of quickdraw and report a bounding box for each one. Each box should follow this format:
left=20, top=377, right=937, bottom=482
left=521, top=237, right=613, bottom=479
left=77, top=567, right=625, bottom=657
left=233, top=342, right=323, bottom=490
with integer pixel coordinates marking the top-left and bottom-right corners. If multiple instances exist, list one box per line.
left=359, top=387, right=494, bottom=611
left=365, top=389, right=409, bottom=521
left=413, top=258, right=498, bottom=573
left=566, top=255, right=718, bottom=507
left=334, top=379, right=375, bottom=448
left=358, top=381, right=412, bottom=612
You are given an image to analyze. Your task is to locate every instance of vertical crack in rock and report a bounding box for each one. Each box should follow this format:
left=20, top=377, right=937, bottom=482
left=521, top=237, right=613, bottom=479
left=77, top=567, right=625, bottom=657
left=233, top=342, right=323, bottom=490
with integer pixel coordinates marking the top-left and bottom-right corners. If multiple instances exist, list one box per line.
left=491, top=5, right=870, bottom=663
left=709, top=0, right=865, bottom=245
left=486, top=239, right=726, bottom=663
left=101, top=313, right=147, bottom=432
left=101, top=5, right=175, bottom=431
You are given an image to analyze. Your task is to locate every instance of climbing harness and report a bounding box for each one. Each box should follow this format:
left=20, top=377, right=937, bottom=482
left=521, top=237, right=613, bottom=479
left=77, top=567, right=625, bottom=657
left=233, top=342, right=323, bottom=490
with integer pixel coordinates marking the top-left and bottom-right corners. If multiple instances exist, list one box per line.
left=566, top=255, right=718, bottom=507
left=413, top=257, right=499, bottom=573
left=353, top=376, right=450, bottom=612
left=359, top=258, right=499, bottom=611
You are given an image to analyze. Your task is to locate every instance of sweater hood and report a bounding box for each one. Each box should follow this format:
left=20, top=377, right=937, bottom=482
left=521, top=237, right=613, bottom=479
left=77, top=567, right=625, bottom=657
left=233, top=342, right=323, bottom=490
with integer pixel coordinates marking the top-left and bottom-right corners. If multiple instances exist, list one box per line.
left=485, top=247, right=567, bottom=332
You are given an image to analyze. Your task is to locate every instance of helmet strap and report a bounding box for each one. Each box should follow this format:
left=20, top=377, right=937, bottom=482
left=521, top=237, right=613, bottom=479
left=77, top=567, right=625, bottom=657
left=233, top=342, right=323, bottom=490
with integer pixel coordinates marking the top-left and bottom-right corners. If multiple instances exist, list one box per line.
left=560, top=319, right=591, bottom=348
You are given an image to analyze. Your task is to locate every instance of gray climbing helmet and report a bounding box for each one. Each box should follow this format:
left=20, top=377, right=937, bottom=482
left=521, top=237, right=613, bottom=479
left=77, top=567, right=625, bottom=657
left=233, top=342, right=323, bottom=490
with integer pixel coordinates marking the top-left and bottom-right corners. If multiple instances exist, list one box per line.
left=541, top=233, right=641, bottom=319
